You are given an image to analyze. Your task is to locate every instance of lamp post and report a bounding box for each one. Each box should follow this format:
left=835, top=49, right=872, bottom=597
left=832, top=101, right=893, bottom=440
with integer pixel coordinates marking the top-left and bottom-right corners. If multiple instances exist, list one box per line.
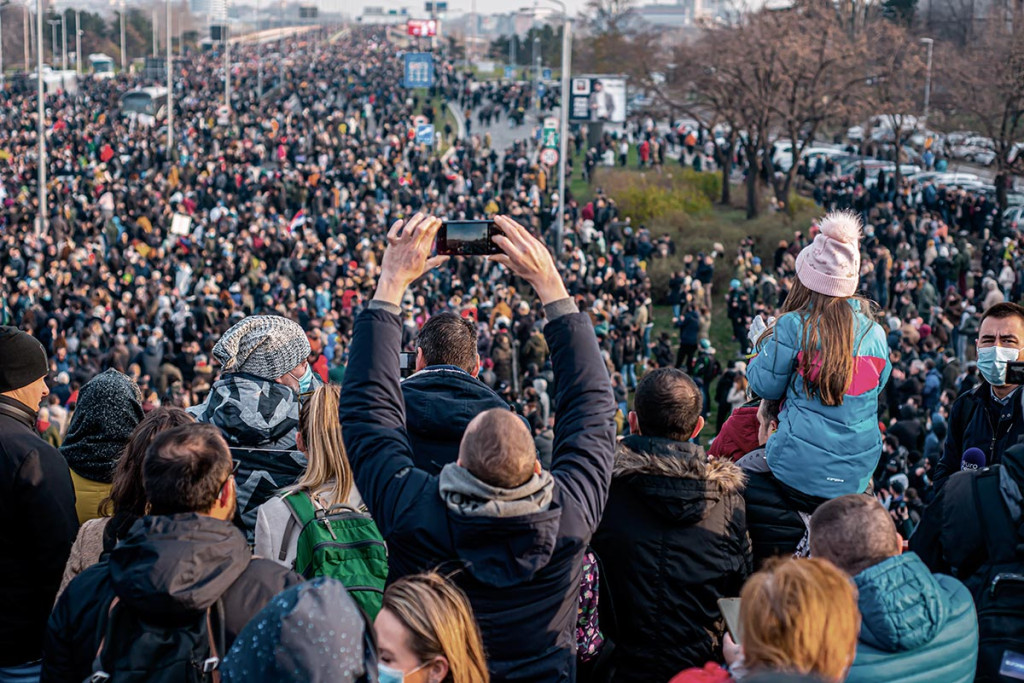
left=36, top=0, right=46, bottom=234
left=75, top=8, right=80, bottom=75
left=119, top=0, right=126, bottom=72
left=47, top=18, right=58, bottom=64
left=920, top=37, right=933, bottom=128
left=61, top=10, right=66, bottom=70
left=167, top=0, right=173, bottom=156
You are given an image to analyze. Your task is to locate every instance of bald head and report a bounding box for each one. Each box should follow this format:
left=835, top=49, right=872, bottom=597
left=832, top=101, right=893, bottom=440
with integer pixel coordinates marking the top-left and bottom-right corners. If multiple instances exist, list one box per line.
left=459, top=409, right=537, bottom=488
left=810, top=494, right=902, bottom=577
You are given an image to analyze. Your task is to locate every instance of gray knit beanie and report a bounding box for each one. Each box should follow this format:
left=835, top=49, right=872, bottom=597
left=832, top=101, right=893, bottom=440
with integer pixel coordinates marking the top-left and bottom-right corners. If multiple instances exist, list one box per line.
left=213, top=315, right=310, bottom=380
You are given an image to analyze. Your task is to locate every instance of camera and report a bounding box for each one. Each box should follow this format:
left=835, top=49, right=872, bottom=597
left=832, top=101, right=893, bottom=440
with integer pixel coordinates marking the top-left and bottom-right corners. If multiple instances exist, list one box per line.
left=1007, top=361, right=1024, bottom=386
left=399, top=352, right=416, bottom=378
left=437, top=220, right=502, bottom=256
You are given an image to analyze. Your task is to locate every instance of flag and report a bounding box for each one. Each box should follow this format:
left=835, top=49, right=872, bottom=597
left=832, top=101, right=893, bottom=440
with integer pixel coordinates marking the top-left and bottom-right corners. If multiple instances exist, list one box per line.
left=289, top=210, right=306, bottom=233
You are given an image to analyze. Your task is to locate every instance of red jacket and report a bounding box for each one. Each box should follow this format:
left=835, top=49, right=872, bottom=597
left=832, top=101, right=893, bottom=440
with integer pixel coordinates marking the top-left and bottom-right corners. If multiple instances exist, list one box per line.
left=709, top=404, right=760, bottom=462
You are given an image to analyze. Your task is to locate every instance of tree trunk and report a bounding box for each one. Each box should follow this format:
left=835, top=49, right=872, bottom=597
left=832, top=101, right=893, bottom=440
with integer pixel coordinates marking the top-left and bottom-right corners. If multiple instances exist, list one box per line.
left=996, top=170, right=1008, bottom=233
left=720, top=138, right=733, bottom=206
left=746, top=163, right=760, bottom=219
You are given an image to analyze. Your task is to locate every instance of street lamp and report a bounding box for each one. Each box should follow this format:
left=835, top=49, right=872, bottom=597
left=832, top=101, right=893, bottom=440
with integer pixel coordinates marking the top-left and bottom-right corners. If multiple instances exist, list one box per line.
left=920, top=37, right=933, bottom=128
left=528, top=0, right=571, bottom=256
left=119, top=0, right=126, bottom=72
left=36, top=0, right=46, bottom=235
left=47, top=18, right=58, bottom=64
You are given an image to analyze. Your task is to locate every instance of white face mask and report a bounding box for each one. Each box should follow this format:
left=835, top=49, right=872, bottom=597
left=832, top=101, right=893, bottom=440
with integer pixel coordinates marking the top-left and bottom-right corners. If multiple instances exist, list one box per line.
left=977, top=345, right=1023, bottom=386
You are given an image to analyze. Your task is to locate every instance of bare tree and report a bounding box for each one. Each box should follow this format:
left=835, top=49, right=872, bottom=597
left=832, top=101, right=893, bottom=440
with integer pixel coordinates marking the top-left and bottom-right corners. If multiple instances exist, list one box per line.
left=943, top=22, right=1024, bottom=218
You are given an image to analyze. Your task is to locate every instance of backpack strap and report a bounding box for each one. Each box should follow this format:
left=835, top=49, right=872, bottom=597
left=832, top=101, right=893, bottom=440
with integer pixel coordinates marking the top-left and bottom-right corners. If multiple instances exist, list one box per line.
left=972, top=467, right=1018, bottom=565
left=279, top=491, right=315, bottom=563
left=202, top=600, right=226, bottom=682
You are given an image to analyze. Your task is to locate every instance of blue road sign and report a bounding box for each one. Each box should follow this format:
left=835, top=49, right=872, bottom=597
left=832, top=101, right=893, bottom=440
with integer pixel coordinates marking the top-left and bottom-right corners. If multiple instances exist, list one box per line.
left=504, top=66, right=515, bottom=80
left=538, top=83, right=546, bottom=96
left=416, top=123, right=435, bottom=145
left=542, top=68, right=552, bottom=80
left=403, top=52, right=435, bottom=88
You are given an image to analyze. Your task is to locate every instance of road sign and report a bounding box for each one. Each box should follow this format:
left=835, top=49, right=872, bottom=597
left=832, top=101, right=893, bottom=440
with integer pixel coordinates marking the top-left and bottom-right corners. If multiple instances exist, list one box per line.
left=504, top=66, right=514, bottom=80
left=403, top=53, right=434, bottom=89
left=542, top=68, right=552, bottom=80
left=542, top=116, right=558, bottom=149
left=538, top=83, right=546, bottom=97
left=416, top=123, right=435, bottom=146
left=540, top=148, right=559, bottom=167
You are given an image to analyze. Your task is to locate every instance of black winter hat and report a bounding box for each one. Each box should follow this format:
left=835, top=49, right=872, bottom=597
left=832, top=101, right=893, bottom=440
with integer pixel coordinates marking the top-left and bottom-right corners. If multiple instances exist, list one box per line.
left=0, top=326, right=48, bottom=393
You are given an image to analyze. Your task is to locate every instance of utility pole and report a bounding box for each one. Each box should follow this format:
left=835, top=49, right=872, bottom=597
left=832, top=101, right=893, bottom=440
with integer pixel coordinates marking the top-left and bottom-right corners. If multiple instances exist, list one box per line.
left=0, top=3, right=5, bottom=83
left=36, top=0, right=46, bottom=235
left=223, top=24, right=230, bottom=117
left=255, top=0, right=262, bottom=100
left=921, top=37, right=934, bottom=128
left=556, top=15, right=571, bottom=255
left=23, top=3, right=29, bottom=71
left=152, top=5, right=157, bottom=55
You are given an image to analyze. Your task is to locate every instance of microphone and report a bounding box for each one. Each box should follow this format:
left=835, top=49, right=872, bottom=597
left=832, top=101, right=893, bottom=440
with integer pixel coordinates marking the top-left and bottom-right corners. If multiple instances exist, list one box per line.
left=962, top=447, right=987, bottom=472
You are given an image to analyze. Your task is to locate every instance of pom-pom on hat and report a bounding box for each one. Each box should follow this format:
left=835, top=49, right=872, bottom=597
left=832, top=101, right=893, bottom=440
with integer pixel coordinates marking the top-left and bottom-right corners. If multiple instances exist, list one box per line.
left=795, top=211, right=862, bottom=298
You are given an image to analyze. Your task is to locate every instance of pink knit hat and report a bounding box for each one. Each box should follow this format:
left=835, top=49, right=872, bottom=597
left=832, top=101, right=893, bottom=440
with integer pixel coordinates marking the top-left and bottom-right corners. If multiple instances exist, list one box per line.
left=795, top=211, right=862, bottom=297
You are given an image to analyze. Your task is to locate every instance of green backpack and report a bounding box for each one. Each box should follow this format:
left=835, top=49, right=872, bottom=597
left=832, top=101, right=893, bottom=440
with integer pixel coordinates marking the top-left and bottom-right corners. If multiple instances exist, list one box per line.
left=280, top=492, right=388, bottom=619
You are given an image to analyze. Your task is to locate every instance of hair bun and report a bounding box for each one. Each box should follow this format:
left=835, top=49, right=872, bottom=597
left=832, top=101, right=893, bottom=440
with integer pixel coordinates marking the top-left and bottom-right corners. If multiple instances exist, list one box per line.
left=818, top=211, right=862, bottom=245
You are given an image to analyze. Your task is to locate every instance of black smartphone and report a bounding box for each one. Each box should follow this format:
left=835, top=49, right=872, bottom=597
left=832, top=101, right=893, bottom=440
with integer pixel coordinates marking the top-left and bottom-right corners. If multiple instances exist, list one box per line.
left=1007, top=361, right=1024, bottom=386
left=437, top=220, right=501, bottom=256
left=399, top=352, right=416, bottom=378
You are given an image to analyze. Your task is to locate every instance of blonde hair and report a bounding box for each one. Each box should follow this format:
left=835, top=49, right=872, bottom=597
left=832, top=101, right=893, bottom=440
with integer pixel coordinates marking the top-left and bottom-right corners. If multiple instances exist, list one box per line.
left=741, top=558, right=860, bottom=683
left=762, top=278, right=874, bottom=406
left=382, top=573, right=490, bottom=683
left=289, top=384, right=353, bottom=507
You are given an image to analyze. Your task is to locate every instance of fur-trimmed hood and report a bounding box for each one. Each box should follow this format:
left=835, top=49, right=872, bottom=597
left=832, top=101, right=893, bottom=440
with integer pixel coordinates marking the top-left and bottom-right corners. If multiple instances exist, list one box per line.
left=612, top=435, right=746, bottom=524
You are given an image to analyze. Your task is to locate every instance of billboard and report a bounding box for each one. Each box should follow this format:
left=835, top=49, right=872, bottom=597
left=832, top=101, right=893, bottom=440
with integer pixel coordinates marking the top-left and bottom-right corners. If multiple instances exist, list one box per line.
left=569, top=75, right=627, bottom=124
left=407, top=19, right=438, bottom=36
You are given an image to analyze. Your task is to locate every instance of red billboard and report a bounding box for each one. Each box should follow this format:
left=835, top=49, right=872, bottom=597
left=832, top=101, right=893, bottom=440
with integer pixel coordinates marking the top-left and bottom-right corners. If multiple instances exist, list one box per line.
left=407, top=19, right=437, bottom=36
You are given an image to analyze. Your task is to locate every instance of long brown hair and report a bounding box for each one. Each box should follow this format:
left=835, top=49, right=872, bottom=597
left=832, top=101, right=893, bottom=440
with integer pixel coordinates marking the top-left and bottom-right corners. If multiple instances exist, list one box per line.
left=99, top=406, right=196, bottom=518
left=288, top=384, right=353, bottom=507
left=764, top=278, right=872, bottom=406
left=381, top=572, right=490, bottom=683
left=740, top=558, right=860, bottom=683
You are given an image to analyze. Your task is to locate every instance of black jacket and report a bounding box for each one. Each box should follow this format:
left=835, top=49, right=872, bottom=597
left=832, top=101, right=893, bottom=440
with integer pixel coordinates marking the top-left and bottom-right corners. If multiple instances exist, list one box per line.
left=0, top=396, right=79, bottom=667
left=401, top=365, right=512, bottom=474
left=42, top=514, right=302, bottom=683
left=935, top=382, right=1024, bottom=484
left=591, top=437, right=751, bottom=682
left=339, top=305, right=616, bottom=682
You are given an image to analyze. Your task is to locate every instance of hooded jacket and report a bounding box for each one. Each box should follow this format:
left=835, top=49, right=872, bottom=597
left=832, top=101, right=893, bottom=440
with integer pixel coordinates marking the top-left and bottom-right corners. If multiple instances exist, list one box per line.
left=189, top=373, right=309, bottom=539
left=60, top=369, right=144, bottom=523
left=0, top=395, right=79, bottom=668
left=339, top=304, right=616, bottom=683
left=221, top=577, right=376, bottom=683
left=591, top=436, right=752, bottom=683
left=42, top=514, right=303, bottom=683
left=746, top=301, right=891, bottom=498
left=708, top=403, right=761, bottom=462
left=401, top=365, right=512, bottom=474
left=846, top=553, right=977, bottom=683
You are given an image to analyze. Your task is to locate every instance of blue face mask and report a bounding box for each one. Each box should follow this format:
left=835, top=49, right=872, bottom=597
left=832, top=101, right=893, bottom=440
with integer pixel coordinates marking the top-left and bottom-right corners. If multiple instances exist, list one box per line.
left=290, top=363, right=314, bottom=396
left=378, top=662, right=427, bottom=683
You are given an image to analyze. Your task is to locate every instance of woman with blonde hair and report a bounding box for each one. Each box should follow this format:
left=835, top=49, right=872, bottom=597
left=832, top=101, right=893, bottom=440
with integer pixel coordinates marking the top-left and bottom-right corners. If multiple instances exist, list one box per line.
left=375, top=572, right=490, bottom=683
left=255, top=384, right=385, bottom=616
left=670, top=557, right=860, bottom=683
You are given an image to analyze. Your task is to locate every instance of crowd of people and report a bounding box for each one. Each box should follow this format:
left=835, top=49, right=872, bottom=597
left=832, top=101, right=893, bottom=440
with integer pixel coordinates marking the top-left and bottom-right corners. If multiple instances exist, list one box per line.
left=4, top=21, right=1024, bottom=683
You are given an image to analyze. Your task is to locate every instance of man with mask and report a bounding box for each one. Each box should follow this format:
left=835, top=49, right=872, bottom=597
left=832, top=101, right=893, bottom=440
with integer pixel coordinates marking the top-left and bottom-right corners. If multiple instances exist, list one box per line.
left=190, top=315, right=323, bottom=539
left=934, top=302, right=1024, bottom=484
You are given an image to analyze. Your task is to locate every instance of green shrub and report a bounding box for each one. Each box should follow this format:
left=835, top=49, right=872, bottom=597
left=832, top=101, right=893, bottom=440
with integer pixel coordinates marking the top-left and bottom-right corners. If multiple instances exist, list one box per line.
left=680, top=168, right=722, bottom=203
left=786, top=192, right=818, bottom=219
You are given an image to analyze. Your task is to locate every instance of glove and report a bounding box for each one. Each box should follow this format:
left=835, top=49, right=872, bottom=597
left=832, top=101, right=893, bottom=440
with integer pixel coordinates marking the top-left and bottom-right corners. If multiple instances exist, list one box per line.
left=747, top=314, right=776, bottom=349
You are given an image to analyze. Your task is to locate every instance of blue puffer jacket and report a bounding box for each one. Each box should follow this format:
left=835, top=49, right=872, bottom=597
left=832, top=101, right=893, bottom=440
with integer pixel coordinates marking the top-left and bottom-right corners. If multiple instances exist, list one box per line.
left=746, top=301, right=890, bottom=499
left=846, top=552, right=978, bottom=683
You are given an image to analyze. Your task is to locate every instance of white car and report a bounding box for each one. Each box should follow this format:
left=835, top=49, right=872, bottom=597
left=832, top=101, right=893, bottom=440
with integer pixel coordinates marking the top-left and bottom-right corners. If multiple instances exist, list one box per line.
left=1005, top=206, right=1024, bottom=230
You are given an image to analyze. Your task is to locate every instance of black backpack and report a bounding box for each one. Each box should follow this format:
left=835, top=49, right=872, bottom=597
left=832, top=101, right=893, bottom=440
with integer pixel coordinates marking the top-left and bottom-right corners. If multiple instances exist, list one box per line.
left=84, top=597, right=225, bottom=683
left=966, top=468, right=1024, bottom=682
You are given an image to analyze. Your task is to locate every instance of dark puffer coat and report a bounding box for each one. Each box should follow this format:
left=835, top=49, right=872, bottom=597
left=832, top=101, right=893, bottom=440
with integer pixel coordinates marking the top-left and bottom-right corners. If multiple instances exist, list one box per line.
left=591, top=436, right=752, bottom=682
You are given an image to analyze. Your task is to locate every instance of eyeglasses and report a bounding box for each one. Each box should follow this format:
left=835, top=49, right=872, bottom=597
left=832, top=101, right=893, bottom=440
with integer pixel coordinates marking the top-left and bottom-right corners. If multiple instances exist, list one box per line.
left=218, top=460, right=240, bottom=494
